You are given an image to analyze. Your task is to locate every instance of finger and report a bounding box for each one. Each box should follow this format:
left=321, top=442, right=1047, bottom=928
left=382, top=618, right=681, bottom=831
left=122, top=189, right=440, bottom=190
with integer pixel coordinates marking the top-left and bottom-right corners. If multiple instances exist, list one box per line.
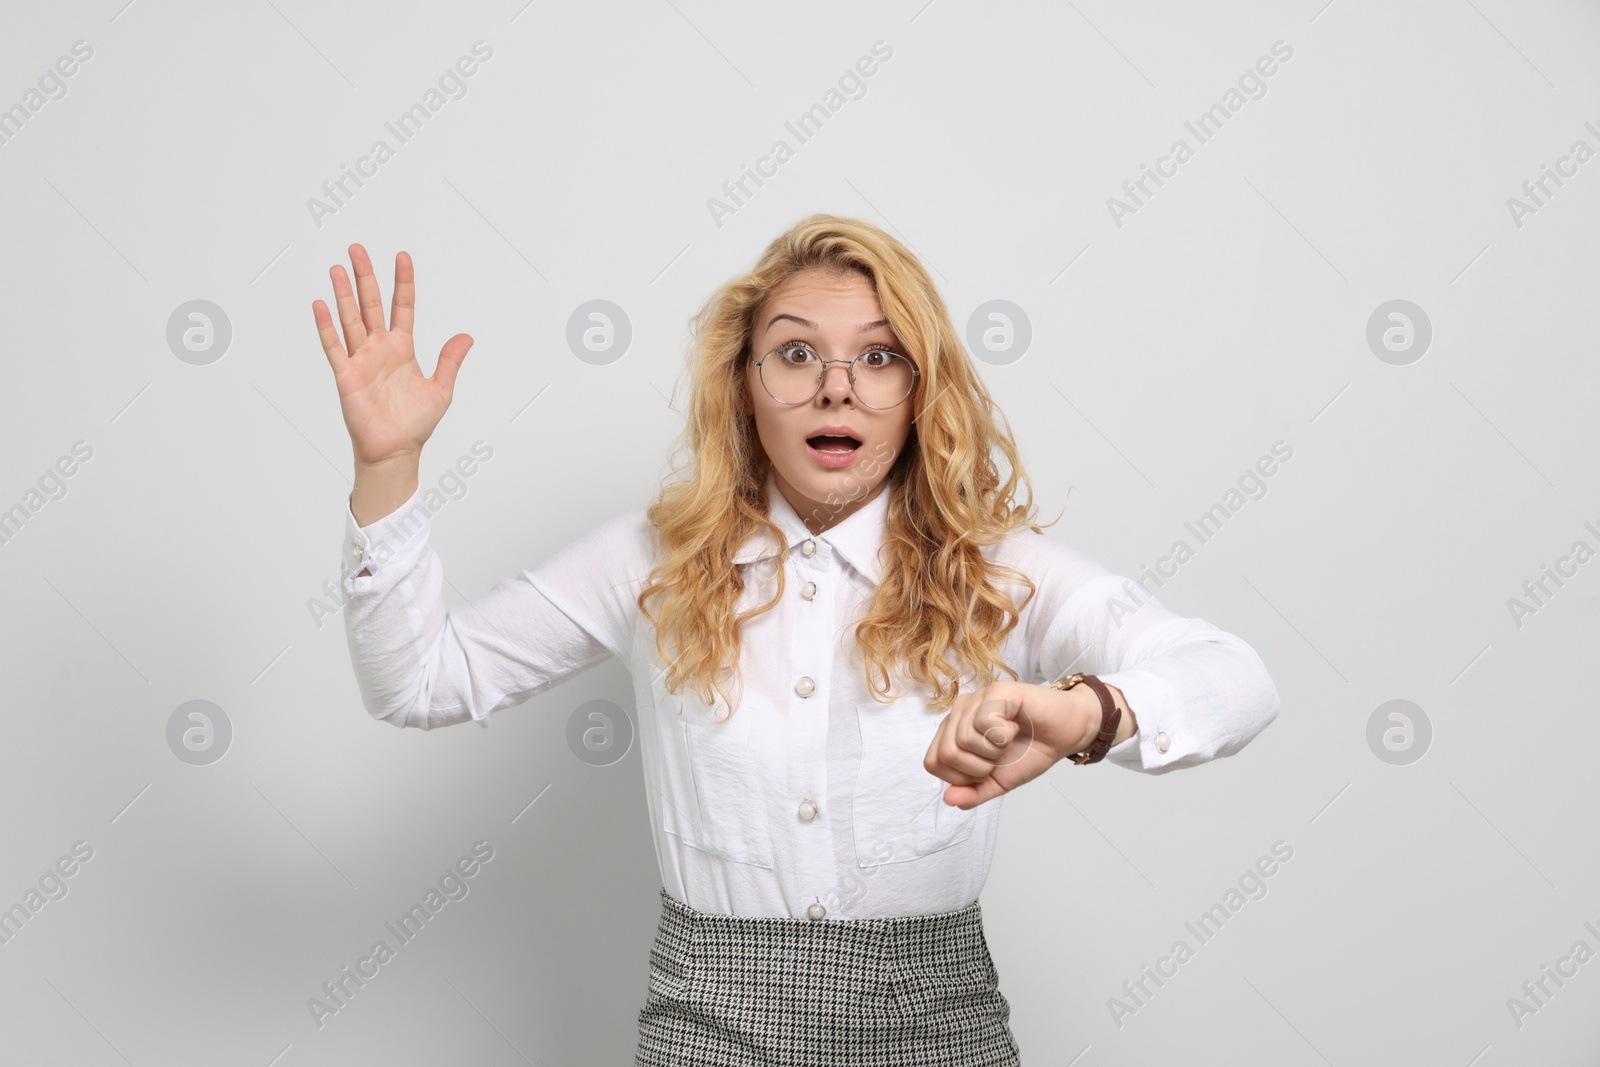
left=927, top=726, right=993, bottom=784
left=391, top=250, right=415, bottom=335
left=935, top=746, right=995, bottom=782
left=311, top=299, right=347, bottom=374
left=963, top=694, right=1026, bottom=760
left=349, top=243, right=387, bottom=336
left=965, top=712, right=1019, bottom=760
left=430, top=333, right=473, bottom=403
left=330, top=263, right=367, bottom=358
left=942, top=777, right=1005, bottom=811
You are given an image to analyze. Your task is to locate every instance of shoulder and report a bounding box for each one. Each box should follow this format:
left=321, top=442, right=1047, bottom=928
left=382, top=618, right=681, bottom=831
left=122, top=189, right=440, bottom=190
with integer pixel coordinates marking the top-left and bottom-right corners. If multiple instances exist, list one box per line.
left=531, top=505, right=659, bottom=583
left=987, top=523, right=1114, bottom=589
left=519, top=505, right=660, bottom=657
left=590, top=505, right=659, bottom=559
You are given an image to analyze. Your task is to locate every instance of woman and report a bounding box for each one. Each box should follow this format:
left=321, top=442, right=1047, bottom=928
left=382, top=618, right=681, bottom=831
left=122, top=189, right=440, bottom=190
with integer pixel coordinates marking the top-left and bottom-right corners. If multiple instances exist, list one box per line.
left=311, top=214, right=1280, bottom=1064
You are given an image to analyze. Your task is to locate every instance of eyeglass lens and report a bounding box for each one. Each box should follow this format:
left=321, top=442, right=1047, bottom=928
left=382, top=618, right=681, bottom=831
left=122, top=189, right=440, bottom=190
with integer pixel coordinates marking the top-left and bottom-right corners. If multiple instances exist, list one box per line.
left=760, top=347, right=915, bottom=408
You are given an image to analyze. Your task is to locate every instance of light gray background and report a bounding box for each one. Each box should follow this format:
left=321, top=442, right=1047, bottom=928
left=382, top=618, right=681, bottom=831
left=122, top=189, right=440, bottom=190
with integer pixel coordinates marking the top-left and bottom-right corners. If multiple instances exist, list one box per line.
left=2, top=0, right=1597, bottom=1063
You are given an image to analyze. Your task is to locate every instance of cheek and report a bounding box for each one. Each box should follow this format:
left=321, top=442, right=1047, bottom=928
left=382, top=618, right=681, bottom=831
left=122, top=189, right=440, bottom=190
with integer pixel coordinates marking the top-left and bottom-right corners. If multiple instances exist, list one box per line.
left=886, top=410, right=914, bottom=446
left=745, top=384, right=780, bottom=441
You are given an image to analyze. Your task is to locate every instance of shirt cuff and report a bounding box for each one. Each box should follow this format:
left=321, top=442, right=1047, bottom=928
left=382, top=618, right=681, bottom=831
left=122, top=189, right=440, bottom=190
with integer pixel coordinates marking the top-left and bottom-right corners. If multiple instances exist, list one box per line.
left=1094, top=667, right=1181, bottom=773
left=340, top=487, right=433, bottom=595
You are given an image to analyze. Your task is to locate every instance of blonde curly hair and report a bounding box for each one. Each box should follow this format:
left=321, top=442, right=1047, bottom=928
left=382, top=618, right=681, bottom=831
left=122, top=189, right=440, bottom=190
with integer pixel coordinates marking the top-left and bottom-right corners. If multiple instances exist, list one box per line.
left=639, top=213, right=1056, bottom=717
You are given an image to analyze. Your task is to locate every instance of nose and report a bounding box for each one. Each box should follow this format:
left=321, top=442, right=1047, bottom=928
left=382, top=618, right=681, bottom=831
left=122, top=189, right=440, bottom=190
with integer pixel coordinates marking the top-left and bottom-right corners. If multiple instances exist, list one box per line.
left=818, top=358, right=854, bottom=402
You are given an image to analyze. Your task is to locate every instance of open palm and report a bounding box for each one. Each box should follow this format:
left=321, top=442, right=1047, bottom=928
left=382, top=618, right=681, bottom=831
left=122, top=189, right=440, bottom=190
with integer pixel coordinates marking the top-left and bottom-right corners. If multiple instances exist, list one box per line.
left=312, top=244, right=472, bottom=469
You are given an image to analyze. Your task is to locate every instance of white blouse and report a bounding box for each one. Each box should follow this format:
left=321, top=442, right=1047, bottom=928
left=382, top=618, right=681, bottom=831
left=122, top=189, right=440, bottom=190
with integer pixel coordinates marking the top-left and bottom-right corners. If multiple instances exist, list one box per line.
left=339, top=466, right=1279, bottom=920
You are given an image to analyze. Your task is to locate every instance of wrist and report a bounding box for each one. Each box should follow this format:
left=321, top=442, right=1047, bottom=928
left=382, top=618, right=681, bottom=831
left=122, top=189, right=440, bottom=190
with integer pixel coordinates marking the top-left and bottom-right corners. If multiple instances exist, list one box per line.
left=354, top=449, right=422, bottom=479
left=1103, top=684, right=1137, bottom=747
left=1068, top=682, right=1137, bottom=755
left=351, top=452, right=421, bottom=527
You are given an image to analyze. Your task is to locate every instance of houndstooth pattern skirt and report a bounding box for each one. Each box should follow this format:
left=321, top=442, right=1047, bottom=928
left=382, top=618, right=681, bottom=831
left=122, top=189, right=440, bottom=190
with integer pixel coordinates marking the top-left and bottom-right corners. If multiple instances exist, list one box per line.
left=634, top=887, right=1023, bottom=1066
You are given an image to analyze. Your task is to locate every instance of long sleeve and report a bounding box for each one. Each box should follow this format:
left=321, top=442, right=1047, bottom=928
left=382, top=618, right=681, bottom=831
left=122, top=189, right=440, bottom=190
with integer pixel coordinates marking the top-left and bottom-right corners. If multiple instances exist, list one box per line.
left=338, top=488, right=652, bottom=731
left=1017, top=532, right=1280, bottom=774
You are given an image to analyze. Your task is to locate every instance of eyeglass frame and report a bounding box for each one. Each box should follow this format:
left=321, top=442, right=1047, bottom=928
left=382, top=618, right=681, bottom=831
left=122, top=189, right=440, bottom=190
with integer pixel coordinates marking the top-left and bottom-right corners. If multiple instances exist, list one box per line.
left=748, top=344, right=921, bottom=410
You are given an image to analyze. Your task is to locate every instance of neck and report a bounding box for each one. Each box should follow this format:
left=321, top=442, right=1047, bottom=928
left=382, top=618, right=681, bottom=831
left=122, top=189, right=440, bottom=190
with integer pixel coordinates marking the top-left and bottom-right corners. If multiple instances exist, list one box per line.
left=773, top=469, right=887, bottom=536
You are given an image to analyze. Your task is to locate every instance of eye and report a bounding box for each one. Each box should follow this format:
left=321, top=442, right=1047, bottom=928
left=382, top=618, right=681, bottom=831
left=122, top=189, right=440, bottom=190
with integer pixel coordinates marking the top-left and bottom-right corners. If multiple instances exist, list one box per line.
left=777, top=343, right=817, bottom=366
left=859, top=346, right=895, bottom=368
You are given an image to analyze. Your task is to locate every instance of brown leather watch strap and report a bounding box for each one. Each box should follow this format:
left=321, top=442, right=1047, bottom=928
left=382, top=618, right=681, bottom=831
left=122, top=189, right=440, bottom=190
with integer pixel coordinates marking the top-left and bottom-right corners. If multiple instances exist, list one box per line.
left=1050, top=672, right=1126, bottom=765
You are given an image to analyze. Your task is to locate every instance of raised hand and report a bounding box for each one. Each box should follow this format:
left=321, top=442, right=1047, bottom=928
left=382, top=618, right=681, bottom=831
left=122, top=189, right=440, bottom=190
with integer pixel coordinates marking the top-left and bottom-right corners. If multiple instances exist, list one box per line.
left=313, top=243, right=471, bottom=467
left=312, top=244, right=473, bottom=525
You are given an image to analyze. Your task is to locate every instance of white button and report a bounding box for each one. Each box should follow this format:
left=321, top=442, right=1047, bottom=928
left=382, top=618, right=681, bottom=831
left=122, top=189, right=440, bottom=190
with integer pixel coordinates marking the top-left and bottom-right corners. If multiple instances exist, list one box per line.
left=807, top=902, right=827, bottom=920
left=799, top=799, right=818, bottom=821
left=800, top=539, right=817, bottom=557
left=795, top=676, right=815, bottom=698
left=801, top=581, right=817, bottom=600
left=1155, top=731, right=1170, bottom=752
left=352, top=544, right=365, bottom=561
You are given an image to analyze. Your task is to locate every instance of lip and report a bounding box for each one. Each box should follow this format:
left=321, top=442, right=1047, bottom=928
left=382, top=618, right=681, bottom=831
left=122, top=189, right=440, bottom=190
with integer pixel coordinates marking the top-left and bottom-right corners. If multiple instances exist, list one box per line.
left=804, top=424, right=864, bottom=469
left=806, top=438, right=861, bottom=468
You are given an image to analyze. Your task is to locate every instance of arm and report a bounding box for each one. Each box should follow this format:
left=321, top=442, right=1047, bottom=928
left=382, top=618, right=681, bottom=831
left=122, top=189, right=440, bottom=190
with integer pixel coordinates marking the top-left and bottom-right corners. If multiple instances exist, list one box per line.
left=1028, top=543, right=1280, bottom=774
left=339, top=485, right=644, bottom=731
left=1051, top=679, right=1138, bottom=756
left=349, top=453, right=423, bottom=571
left=312, top=243, right=646, bottom=731
left=1096, top=612, right=1278, bottom=773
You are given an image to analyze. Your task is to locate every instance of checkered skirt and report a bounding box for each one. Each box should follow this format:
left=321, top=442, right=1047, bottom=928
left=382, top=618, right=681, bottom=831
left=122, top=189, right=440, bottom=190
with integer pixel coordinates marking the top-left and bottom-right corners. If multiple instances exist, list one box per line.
left=634, top=887, right=1022, bottom=1066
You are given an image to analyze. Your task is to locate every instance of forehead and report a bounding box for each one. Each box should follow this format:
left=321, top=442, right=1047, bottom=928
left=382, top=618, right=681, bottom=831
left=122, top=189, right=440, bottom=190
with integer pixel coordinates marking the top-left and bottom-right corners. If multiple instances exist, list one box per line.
left=756, top=268, right=890, bottom=335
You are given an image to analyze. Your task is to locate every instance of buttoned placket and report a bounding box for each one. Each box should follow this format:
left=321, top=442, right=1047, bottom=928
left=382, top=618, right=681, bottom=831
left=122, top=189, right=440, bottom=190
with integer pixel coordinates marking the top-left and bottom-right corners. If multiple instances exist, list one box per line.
left=786, top=534, right=836, bottom=921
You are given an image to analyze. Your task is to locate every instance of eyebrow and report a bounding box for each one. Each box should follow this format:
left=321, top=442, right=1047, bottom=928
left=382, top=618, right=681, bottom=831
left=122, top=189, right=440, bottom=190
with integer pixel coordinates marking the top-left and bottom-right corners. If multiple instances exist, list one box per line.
left=763, top=313, right=891, bottom=334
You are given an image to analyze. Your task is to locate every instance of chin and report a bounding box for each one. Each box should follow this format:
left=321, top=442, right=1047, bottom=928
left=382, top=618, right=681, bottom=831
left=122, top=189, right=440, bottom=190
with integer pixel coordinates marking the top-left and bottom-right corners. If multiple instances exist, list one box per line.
left=786, top=459, right=877, bottom=495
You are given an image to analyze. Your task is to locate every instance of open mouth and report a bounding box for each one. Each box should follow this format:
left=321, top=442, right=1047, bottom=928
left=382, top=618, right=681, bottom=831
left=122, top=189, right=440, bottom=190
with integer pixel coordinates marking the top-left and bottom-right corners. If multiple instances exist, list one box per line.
left=806, top=433, right=862, bottom=455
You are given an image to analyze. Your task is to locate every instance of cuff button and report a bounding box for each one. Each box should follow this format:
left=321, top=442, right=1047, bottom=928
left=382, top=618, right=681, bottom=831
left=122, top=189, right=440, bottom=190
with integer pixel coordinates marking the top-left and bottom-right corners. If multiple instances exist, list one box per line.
left=1155, top=731, right=1170, bottom=753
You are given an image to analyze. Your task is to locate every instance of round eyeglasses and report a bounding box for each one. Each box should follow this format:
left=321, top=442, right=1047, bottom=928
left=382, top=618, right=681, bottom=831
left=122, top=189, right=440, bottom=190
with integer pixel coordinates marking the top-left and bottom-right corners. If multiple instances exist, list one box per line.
left=750, top=344, right=920, bottom=410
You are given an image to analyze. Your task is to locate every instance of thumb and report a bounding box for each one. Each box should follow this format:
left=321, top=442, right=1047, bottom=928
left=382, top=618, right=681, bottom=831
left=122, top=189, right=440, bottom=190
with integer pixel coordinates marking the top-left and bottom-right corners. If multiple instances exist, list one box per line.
left=942, top=776, right=1007, bottom=810
left=431, top=333, right=473, bottom=401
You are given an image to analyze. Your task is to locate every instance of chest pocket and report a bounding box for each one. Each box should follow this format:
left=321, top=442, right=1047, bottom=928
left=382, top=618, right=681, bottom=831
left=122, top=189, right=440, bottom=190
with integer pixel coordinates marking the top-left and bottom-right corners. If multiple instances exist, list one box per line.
left=854, top=693, right=977, bottom=867
left=650, top=674, right=774, bottom=869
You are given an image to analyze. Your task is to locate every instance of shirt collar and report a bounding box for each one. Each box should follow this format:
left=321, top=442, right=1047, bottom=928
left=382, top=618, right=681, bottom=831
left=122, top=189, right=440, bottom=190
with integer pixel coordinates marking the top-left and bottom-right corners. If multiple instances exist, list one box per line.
left=731, top=467, right=892, bottom=586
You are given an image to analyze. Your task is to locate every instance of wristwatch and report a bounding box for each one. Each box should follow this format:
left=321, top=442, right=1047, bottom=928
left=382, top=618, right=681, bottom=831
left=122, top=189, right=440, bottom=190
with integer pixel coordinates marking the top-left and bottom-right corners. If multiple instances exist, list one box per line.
left=1049, top=672, right=1124, bottom=765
